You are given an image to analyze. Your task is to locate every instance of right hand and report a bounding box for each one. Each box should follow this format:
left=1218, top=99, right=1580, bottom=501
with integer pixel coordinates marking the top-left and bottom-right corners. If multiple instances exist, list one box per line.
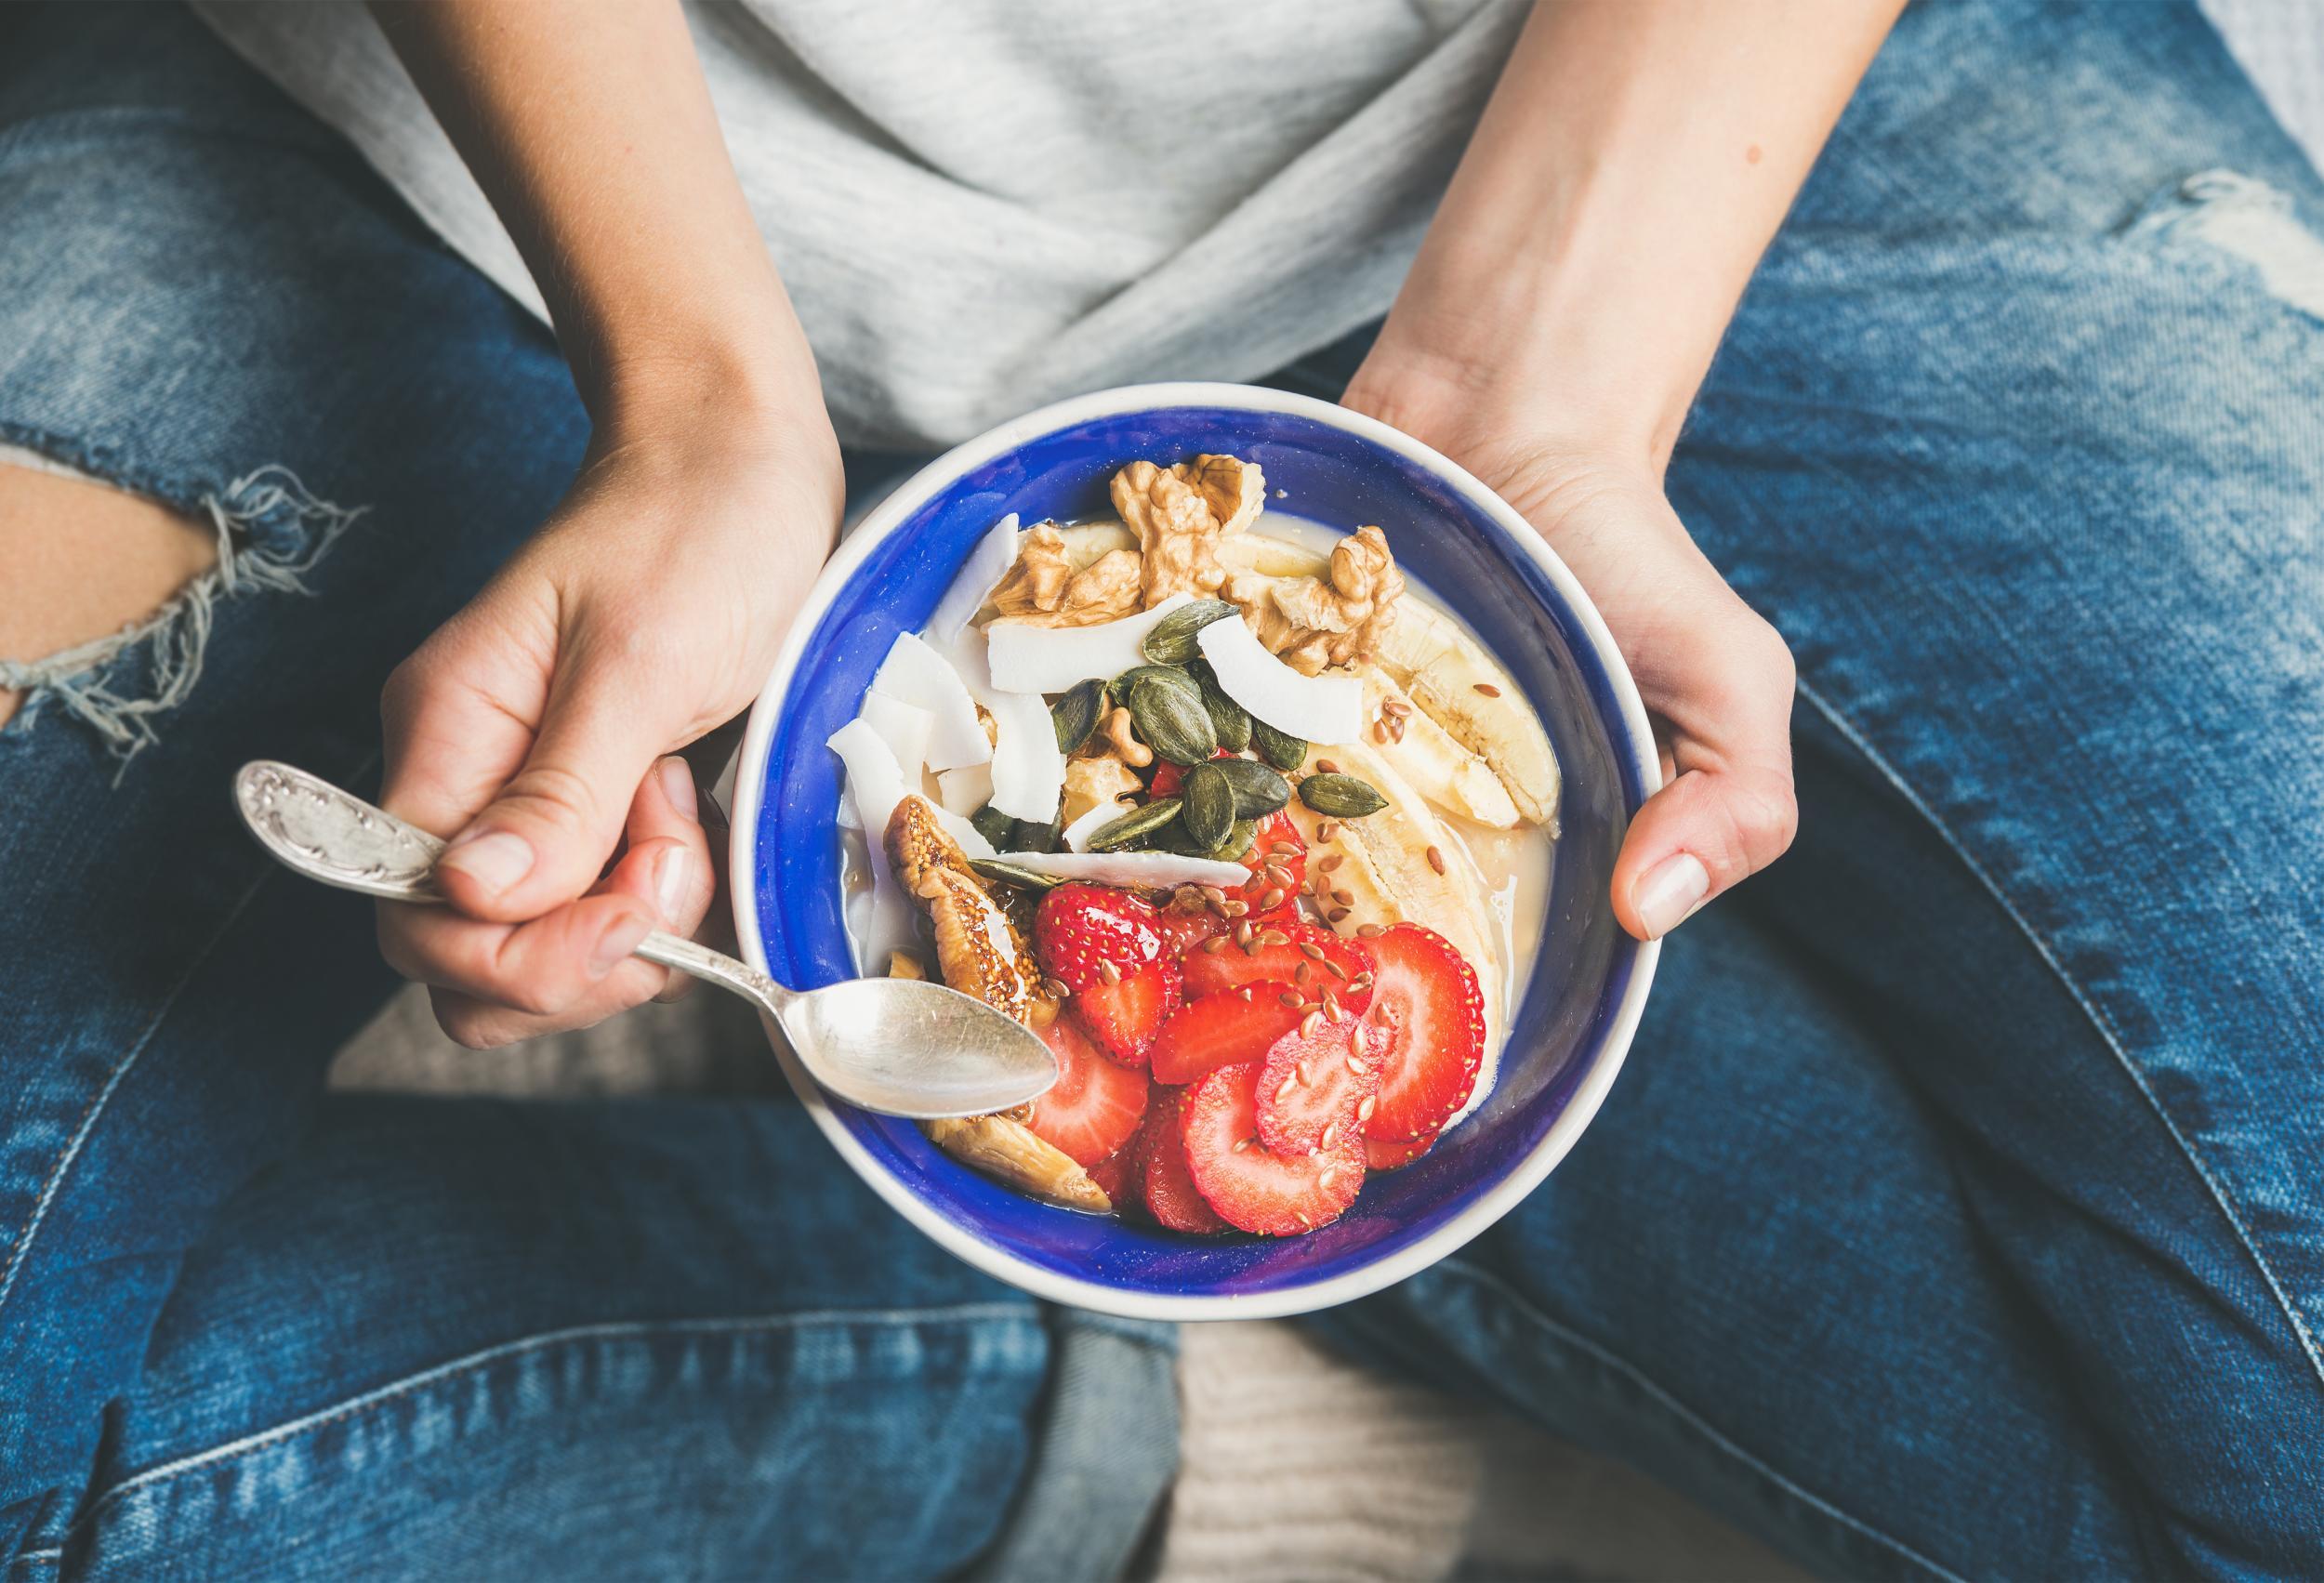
left=375, top=384, right=843, bottom=1048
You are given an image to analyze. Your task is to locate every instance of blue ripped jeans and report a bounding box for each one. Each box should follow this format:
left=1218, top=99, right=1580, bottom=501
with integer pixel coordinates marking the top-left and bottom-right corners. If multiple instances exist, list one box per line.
left=4, top=3, right=2321, bottom=1579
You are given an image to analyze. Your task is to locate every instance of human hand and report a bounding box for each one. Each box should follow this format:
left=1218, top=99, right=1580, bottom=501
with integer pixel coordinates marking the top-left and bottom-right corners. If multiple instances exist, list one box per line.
left=1341, top=358, right=1797, bottom=943
left=375, top=390, right=842, bottom=1046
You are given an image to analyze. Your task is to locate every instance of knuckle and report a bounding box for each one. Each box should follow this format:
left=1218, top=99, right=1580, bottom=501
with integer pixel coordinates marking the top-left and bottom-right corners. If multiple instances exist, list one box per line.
left=494, top=762, right=610, bottom=846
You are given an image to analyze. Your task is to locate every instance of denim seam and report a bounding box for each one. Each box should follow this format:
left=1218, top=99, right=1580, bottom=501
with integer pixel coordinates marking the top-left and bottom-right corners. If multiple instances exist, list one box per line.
left=60, top=1302, right=1044, bottom=1549
left=1792, top=677, right=2324, bottom=1394
left=0, top=745, right=387, bottom=1328
left=0, top=886, right=272, bottom=1329
left=1434, top=1258, right=1963, bottom=1583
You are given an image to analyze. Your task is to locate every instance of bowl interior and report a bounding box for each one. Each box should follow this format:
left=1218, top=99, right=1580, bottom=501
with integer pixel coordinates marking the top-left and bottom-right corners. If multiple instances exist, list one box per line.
left=747, top=399, right=1647, bottom=1306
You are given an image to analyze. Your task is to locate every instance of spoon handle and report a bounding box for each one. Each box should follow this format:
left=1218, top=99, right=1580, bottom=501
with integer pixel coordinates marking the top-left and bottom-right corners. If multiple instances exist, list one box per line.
left=232, top=760, right=787, bottom=1016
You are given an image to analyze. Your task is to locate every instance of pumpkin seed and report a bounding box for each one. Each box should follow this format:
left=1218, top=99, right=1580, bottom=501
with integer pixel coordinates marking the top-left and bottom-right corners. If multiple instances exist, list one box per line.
left=1250, top=718, right=1306, bottom=772
left=1113, top=662, right=1201, bottom=705
left=1189, top=659, right=1251, bottom=753
left=971, top=859, right=1065, bottom=892
left=1050, top=679, right=1106, bottom=755
left=1086, top=796, right=1183, bottom=851
left=1297, top=772, right=1389, bottom=819
left=1206, top=818, right=1258, bottom=863
left=1181, top=760, right=1235, bottom=850
left=1127, top=674, right=1218, bottom=766
left=1212, top=756, right=1290, bottom=818
left=969, top=805, right=1014, bottom=849
left=1140, top=599, right=1240, bottom=665
left=1010, top=813, right=1065, bottom=853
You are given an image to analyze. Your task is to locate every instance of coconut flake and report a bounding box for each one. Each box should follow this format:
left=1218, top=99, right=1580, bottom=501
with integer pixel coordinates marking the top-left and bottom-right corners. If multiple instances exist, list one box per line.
left=985, top=592, right=1195, bottom=694
left=1061, top=800, right=1122, bottom=852
left=935, top=762, right=993, bottom=816
left=825, top=719, right=917, bottom=970
left=988, top=850, right=1250, bottom=889
left=871, top=632, right=990, bottom=771
left=939, top=627, right=1063, bottom=824
left=855, top=691, right=933, bottom=781
left=927, top=512, right=1021, bottom=645
left=1196, top=616, right=1364, bottom=745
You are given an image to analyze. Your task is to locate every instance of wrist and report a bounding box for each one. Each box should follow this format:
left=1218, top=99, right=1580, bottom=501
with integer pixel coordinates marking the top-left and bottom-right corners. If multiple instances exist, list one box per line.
left=587, top=325, right=838, bottom=477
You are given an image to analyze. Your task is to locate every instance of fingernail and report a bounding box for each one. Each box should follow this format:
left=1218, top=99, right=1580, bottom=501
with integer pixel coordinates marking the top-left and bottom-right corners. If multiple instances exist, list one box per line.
left=1633, top=851, right=1710, bottom=939
left=654, top=844, right=692, bottom=923
left=589, top=911, right=654, bottom=979
left=658, top=757, right=699, bottom=823
left=439, top=828, right=535, bottom=897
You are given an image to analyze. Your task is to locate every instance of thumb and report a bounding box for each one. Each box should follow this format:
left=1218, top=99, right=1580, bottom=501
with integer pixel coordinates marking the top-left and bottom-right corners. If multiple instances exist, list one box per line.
left=432, top=654, right=680, bottom=923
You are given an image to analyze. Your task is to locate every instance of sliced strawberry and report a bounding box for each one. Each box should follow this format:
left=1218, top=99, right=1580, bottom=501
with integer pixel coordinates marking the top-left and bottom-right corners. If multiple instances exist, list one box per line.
left=1237, top=811, right=1306, bottom=907
left=1148, top=983, right=1304, bottom=1086
left=1153, top=899, right=1228, bottom=956
left=1182, top=920, right=1375, bottom=1016
left=1361, top=924, right=1486, bottom=1141
left=1365, top=1130, right=1438, bottom=1171
left=1137, top=1087, right=1229, bottom=1233
left=1025, top=1015, right=1150, bottom=1167
left=1182, top=1062, right=1366, bottom=1235
left=1067, top=957, right=1182, bottom=1067
left=1255, top=1015, right=1380, bottom=1155
left=1088, top=1145, right=1137, bottom=1205
left=1034, top=882, right=1162, bottom=993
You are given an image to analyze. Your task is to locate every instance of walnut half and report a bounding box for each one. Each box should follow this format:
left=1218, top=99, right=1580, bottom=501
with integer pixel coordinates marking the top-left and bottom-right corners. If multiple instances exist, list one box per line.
left=1224, top=524, right=1405, bottom=676
left=1111, top=454, right=1266, bottom=608
left=989, top=524, right=1143, bottom=627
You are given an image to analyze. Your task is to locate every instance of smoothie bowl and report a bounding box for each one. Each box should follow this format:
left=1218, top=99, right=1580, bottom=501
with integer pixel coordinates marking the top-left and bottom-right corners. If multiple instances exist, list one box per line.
left=731, top=383, right=1659, bottom=1320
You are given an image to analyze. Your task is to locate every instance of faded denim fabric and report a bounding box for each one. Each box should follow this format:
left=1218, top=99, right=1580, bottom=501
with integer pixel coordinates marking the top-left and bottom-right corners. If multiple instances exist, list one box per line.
left=3, top=2, right=2321, bottom=1580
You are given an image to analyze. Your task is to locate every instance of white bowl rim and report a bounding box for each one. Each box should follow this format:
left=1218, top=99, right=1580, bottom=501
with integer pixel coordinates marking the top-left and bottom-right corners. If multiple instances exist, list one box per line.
left=730, top=380, right=1663, bottom=1322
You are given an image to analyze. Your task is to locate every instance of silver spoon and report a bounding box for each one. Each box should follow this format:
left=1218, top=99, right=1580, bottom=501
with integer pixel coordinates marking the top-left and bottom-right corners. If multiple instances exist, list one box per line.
left=231, top=760, right=1056, bottom=1120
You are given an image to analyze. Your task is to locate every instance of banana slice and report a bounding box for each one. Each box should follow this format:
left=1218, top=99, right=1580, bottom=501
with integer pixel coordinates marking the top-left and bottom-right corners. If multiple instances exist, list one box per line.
left=1350, top=663, right=1519, bottom=829
left=925, top=1115, right=1110, bottom=1212
left=1286, top=739, right=1506, bottom=1057
left=1370, top=600, right=1561, bottom=834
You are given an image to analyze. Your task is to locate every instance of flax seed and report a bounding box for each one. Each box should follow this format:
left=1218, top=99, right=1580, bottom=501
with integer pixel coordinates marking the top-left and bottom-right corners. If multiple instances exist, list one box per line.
left=1381, top=697, right=1411, bottom=718
left=1371, top=720, right=1388, bottom=743
left=1199, top=885, right=1228, bottom=906
left=1317, top=820, right=1338, bottom=842
left=1269, top=841, right=1300, bottom=858
left=1260, top=929, right=1290, bottom=947
left=1235, top=920, right=1253, bottom=945
left=1426, top=845, right=1446, bottom=875
left=1098, top=958, right=1121, bottom=984
left=1221, top=899, right=1248, bottom=918
left=1300, top=1011, right=1323, bottom=1040
left=1276, top=1073, right=1302, bottom=1102
left=1388, top=715, right=1406, bottom=742
left=1355, top=922, right=1384, bottom=938
left=1295, top=961, right=1314, bottom=985
left=1356, top=1095, right=1377, bottom=1124
left=1473, top=681, right=1501, bottom=697
left=1320, top=1121, right=1341, bottom=1149
left=1323, top=958, right=1347, bottom=980
left=1264, top=863, right=1293, bottom=889
left=1323, top=990, right=1343, bottom=1020
left=1299, top=941, right=1326, bottom=961
left=1278, top=990, right=1302, bottom=1009
left=1314, top=759, right=1340, bottom=775
left=1327, top=906, right=1351, bottom=923
left=1260, top=886, right=1286, bottom=911
left=1200, top=935, right=1230, bottom=954
left=1319, top=853, right=1342, bottom=873
left=1348, top=972, right=1374, bottom=993
left=1330, top=888, right=1353, bottom=906
left=1346, top=1054, right=1367, bottom=1077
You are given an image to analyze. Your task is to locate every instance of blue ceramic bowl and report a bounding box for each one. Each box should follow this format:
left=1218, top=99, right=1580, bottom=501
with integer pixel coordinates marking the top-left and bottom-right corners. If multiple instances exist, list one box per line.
left=732, top=384, right=1660, bottom=1320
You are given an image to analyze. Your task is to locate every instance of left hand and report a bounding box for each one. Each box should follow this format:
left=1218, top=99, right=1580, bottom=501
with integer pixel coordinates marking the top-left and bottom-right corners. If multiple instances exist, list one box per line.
left=1341, top=353, right=1798, bottom=942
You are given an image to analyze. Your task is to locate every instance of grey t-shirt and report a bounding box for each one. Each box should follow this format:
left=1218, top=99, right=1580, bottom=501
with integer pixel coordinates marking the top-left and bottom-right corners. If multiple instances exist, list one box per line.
left=194, top=1, right=1523, bottom=449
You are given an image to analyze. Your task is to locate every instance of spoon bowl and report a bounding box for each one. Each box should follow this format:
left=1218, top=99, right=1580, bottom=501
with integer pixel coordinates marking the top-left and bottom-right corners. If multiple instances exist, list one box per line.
left=231, top=760, right=1056, bottom=1120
